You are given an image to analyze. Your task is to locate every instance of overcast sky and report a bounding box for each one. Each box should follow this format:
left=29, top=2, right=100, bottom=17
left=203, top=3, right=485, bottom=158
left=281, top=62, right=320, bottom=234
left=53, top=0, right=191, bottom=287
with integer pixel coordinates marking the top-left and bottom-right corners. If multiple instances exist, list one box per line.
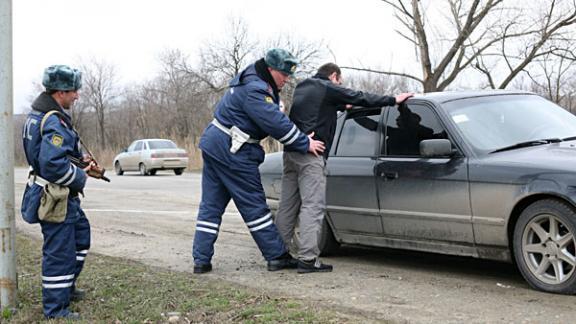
left=12, top=0, right=417, bottom=113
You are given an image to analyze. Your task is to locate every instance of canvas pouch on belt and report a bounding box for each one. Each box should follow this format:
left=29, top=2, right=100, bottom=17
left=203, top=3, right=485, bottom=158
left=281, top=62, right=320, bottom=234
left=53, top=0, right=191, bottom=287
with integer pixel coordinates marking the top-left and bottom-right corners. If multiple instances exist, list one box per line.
left=230, top=126, right=251, bottom=154
left=38, top=183, right=69, bottom=223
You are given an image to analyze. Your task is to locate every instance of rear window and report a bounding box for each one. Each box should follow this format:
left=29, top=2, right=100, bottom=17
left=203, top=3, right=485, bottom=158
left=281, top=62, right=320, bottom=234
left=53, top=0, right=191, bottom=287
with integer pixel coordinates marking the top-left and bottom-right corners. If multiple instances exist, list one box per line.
left=148, top=140, right=177, bottom=149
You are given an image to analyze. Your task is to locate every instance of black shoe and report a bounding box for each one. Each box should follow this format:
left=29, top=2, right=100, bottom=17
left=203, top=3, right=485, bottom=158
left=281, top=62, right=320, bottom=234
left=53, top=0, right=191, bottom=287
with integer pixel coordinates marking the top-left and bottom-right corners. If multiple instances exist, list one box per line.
left=297, top=258, right=333, bottom=273
left=46, top=312, right=81, bottom=320
left=267, top=252, right=298, bottom=271
left=194, top=263, right=212, bottom=274
left=70, top=288, right=85, bottom=302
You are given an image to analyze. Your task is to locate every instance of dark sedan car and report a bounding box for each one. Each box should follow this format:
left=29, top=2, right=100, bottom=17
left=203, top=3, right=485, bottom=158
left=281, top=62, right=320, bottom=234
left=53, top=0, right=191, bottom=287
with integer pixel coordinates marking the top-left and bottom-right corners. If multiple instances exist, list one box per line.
left=260, top=90, right=576, bottom=294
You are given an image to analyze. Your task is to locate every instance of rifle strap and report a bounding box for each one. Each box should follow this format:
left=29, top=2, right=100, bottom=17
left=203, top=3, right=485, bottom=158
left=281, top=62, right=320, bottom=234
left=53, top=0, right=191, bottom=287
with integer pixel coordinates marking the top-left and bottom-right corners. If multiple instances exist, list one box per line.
left=39, top=110, right=66, bottom=136
left=39, top=110, right=94, bottom=160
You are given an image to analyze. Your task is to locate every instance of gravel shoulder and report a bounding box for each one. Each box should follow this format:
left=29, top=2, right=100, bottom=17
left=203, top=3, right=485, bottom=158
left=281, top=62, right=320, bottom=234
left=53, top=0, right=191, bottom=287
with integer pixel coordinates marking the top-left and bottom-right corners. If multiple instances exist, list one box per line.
left=13, top=168, right=576, bottom=323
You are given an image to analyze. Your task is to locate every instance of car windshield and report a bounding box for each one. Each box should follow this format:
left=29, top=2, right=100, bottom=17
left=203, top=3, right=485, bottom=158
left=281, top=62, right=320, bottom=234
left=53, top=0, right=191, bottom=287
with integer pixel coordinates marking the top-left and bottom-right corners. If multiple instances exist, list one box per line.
left=148, top=140, right=177, bottom=150
left=443, top=95, right=576, bottom=155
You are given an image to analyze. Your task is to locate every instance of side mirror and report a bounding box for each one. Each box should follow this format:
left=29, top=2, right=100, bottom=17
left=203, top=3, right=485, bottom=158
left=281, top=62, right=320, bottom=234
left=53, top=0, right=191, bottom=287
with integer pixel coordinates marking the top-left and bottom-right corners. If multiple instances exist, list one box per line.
left=420, top=139, right=453, bottom=157
left=123, top=148, right=128, bottom=153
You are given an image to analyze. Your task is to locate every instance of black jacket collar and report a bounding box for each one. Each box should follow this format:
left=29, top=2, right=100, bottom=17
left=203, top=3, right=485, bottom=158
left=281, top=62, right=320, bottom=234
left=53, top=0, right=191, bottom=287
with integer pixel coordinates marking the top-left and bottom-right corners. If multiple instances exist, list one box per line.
left=313, top=74, right=330, bottom=81
left=254, top=58, right=280, bottom=99
left=31, top=92, right=72, bottom=125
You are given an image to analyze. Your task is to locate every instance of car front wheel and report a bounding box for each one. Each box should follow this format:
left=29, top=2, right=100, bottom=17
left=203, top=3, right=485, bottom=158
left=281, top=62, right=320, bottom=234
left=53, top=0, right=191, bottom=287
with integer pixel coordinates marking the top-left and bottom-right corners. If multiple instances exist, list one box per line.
left=513, top=199, right=576, bottom=294
left=139, top=163, right=149, bottom=176
left=174, top=168, right=184, bottom=176
left=114, top=161, right=124, bottom=176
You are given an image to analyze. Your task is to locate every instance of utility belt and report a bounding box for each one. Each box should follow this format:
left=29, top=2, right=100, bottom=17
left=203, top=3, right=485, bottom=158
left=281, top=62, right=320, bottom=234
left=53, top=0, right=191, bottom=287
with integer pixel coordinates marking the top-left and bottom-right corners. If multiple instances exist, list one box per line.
left=28, top=167, right=71, bottom=223
left=27, top=167, right=49, bottom=187
left=211, top=119, right=260, bottom=154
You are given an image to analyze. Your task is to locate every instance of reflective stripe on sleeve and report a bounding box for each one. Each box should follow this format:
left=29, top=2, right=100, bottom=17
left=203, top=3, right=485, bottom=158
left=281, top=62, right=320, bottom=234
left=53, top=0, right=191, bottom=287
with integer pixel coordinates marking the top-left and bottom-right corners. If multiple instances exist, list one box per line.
left=284, top=130, right=301, bottom=146
left=62, top=164, right=78, bottom=186
left=278, top=125, right=297, bottom=143
left=54, top=165, right=74, bottom=184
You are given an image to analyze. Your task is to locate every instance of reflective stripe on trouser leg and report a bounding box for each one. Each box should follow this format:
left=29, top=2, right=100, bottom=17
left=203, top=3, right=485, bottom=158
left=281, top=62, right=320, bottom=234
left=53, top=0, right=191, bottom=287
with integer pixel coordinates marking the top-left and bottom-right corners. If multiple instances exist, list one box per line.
left=192, top=152, right=230, bottom=265
left=40, top=221, right=76, bottom=318
left=217, top=159, right=287, bottom=261
left=73, top=209, right=91, bottom=291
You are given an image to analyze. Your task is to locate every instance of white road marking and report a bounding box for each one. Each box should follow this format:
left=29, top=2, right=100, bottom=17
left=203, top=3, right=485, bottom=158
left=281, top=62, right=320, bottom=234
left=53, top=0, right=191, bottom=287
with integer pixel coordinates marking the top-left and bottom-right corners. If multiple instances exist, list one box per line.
left=84, top=209, right=188, bottom=214
left=83, top=209, right=240, bottom=217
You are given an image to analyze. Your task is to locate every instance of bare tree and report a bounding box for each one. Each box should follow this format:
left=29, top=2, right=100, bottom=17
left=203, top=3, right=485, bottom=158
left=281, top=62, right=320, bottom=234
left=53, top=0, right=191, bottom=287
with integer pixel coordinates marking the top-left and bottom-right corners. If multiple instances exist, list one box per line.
left=79, top=58, right=119, bottom=149
left=264, top=34, right=329, bottom=108
left=343, top=0, right=576, bottom=92
left=532, top=53, right=576, bottom=102
left=195, top=16, right=258, bottom=91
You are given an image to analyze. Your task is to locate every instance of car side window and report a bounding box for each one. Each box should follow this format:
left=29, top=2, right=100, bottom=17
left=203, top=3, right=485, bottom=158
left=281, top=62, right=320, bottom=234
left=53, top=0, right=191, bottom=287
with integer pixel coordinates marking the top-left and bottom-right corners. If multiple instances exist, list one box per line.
left=335, top=109, right=381, bottom=157
left=134, top=141, right=143, bottom=152
left=127, top=141, right=137, bottom=152
left=383, top=104, right=448, bottom=156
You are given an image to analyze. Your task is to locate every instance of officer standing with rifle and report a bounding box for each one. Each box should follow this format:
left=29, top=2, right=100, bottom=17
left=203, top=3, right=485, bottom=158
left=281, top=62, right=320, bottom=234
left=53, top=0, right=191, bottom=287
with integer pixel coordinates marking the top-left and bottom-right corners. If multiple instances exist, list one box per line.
left=21, top=65, right=107, bottom=319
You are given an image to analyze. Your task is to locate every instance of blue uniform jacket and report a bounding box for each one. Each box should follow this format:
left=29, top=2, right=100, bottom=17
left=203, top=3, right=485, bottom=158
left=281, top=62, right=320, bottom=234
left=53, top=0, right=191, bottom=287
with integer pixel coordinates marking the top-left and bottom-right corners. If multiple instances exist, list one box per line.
left=21, top=92, right=87, bottom=224
left=199, top=63, right=309, bottom=168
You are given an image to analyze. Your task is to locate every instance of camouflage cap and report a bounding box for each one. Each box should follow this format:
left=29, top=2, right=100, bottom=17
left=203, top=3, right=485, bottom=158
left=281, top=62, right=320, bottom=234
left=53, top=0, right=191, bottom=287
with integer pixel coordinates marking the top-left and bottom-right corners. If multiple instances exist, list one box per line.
left=265, top=48, right=298, bottom=76
left=42, top=65, right=82, bottom=91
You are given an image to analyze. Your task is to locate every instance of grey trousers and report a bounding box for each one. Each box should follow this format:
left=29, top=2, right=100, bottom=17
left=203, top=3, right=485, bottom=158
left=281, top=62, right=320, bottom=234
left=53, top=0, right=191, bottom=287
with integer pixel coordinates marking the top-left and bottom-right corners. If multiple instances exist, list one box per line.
left=275, top=151, right=326, bottom=260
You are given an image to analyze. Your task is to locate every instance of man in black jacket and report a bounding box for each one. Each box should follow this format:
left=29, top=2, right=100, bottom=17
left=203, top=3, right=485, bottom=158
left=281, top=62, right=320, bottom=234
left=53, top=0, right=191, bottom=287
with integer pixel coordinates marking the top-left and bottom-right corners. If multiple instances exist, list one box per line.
left=275, top=63, right=412, bottom=273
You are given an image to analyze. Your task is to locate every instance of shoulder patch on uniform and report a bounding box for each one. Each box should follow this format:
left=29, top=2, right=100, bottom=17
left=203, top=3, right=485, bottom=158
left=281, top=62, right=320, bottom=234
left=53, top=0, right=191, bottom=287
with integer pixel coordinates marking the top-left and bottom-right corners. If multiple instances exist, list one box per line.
left=265, top=96, right=274, bottom=104
left=51, top=134, right=64, bottom=147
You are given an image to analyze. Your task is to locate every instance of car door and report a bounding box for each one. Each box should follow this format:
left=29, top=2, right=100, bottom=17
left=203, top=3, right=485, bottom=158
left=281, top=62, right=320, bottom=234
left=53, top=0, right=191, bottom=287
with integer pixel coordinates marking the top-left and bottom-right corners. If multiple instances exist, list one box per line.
left=126, top=141, right=143, bottom=170
left=377, top=103, right=474, bottom=244
left=326, top=108, right=383, bottom=235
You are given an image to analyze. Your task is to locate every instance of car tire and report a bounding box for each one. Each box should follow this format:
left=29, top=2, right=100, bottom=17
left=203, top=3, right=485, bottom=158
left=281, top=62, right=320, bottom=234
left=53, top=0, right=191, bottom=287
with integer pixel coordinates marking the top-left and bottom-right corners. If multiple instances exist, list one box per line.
left=513, top=199, right=576, bottom=294
left=149, top=169, right=157, bottom=176
left=139, top=163, right=149, bottom=176
left=174, top=168, right=184, bottom=176
left=319, top=217, right=340, bottom=256
left=114, top=161, right=124, bottom=176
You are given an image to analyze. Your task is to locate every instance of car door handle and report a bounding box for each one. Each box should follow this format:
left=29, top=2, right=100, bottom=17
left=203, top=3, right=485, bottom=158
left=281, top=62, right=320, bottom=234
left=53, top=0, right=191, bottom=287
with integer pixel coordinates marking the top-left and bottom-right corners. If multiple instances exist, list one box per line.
left=379, top=172, right=398, bottom=180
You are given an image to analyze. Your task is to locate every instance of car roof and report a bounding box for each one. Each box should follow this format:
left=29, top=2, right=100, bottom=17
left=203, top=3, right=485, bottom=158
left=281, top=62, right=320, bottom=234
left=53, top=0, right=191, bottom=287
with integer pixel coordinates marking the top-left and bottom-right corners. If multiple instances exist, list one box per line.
left=411, top=90, right=535, bottom=104
left=137, top=139, right=175, bottom=142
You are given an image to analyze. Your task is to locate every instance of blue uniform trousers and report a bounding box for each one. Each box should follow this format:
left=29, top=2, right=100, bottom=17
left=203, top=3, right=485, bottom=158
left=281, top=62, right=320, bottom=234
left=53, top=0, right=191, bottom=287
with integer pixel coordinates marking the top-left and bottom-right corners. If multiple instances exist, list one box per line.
left=40, top=200, right=90, bottom=318
left=193, top=152, right=287, bottom=265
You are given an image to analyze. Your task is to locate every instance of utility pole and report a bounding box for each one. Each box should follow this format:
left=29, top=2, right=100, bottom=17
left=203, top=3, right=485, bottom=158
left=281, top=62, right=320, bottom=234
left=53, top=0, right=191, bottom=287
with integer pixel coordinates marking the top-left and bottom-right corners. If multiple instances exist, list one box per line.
left=0, top=0, right=17, bottom=313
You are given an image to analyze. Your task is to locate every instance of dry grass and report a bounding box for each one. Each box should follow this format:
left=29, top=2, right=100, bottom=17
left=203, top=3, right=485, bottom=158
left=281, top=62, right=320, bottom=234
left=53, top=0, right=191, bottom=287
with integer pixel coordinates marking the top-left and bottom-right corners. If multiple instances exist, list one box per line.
left=92, top=137, right=279, bottom=171
left=4, top=234, right=368, bottom=323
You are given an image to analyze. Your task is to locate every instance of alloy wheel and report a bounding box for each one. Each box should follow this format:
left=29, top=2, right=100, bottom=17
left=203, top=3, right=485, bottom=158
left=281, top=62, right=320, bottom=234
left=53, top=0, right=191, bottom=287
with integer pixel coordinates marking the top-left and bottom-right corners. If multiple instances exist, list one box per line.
left=522, top=214, right=576, bottom=285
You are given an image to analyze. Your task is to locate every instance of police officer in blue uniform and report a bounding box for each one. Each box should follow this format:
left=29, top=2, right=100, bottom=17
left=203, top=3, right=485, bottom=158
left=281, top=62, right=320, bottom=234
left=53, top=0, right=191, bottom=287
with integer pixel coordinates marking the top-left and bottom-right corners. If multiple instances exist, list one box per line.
left=21, top=65, right=95, bottom=319
left=192, top=49, right=325, bottom=273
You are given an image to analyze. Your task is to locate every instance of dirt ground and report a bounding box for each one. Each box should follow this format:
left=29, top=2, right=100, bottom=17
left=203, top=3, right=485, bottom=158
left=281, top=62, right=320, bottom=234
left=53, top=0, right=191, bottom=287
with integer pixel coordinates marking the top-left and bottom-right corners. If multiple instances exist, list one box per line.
left=13, top=168, right=576, bottom=323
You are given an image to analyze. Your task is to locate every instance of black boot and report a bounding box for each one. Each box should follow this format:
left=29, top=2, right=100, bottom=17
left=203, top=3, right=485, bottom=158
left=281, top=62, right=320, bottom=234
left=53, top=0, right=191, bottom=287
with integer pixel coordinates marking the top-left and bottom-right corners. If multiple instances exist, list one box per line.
left=194, top=263, right=212, bottom=274
left=267, top=252, right=298, bottom=271
left=46, top=312, right=81, bottom=320
left=297, top=258, right=333, bottom=273
left=70, top=287, right=86, bottom=302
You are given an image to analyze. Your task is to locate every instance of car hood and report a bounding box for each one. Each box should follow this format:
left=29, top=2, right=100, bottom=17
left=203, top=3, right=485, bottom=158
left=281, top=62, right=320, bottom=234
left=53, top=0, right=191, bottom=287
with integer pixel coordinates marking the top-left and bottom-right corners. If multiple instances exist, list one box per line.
left=481, top=140, right=576, bottom=170
left=470, top=140, right=576, bottom=189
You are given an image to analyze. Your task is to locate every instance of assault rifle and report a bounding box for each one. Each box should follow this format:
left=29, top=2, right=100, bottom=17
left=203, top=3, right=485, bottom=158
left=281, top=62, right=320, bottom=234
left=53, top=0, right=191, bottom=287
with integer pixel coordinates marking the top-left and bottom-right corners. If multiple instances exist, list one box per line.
left=68, top=155, right=110, bottom=182
left=69, top=138, right=111, bottom=182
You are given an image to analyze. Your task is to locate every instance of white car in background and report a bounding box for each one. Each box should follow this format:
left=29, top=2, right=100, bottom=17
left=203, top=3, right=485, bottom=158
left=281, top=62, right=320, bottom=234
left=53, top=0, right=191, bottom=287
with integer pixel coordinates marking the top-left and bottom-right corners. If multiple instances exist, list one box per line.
left=113, top=139, right=189, bottom=176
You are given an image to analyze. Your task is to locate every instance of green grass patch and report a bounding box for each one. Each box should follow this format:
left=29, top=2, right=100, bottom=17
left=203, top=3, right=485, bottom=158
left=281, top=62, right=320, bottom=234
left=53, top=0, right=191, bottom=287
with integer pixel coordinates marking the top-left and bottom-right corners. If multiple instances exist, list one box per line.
left=5, top=234, right=363, bottom=323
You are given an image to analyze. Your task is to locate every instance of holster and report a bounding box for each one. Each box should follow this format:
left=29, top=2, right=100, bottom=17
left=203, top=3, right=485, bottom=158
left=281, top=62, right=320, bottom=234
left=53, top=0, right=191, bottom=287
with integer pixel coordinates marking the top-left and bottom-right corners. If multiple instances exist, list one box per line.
left=38, top=183, right=69, bottom=223
left=229, top=126, right=251, bottom=154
